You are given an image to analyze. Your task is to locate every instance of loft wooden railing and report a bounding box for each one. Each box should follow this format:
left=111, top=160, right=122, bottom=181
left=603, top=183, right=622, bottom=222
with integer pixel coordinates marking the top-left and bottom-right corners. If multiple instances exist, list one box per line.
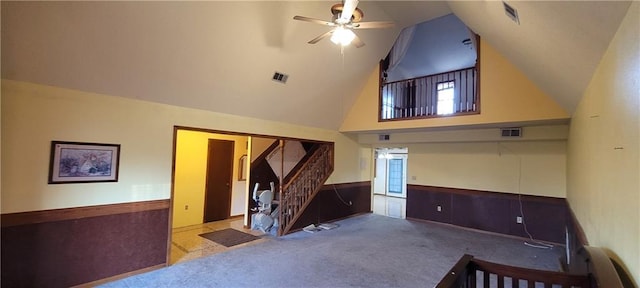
left=380, top=66, right=478, bottom=121
left=436, top=254, right=593, bottom=288
left=277, top=143, right=333, bottom=236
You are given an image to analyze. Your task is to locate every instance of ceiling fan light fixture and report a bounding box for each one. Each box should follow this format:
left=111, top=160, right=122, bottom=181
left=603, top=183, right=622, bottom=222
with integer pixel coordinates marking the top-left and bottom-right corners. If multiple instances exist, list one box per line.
left=330, top=26, right=356, bottom=46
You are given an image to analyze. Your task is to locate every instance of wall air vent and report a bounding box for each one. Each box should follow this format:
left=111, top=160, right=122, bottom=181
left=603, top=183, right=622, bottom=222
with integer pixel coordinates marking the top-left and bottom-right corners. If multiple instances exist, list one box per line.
left=503, top=1, right=520, bottom=25
left=501, top=127, right=522, bottom=137
left=272, top=72, right=289, bottom=84
left=378, top=134, right=390, bottom=141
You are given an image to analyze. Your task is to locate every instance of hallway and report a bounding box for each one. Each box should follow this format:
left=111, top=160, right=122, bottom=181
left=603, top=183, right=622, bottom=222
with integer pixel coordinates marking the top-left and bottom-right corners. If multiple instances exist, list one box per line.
left=170, top=217, right=266, bottom=264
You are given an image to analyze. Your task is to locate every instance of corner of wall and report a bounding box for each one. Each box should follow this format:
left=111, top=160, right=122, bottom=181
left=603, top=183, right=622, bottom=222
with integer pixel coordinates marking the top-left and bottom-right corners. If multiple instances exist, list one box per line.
left=566, top=2, right=639, bottom=285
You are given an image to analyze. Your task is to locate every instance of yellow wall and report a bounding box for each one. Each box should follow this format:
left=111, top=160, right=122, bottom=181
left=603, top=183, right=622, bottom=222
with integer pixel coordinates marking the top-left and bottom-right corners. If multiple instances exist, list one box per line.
left=340, top=39, right=570, bottom=132
left=1, top=80, right=367, bottom=214
left=173, top=130, right=248, bottom=228
left=250, top=137, right=276, bottom=162
left=567, top=2, right=639, bottom=285
left=407, top=141, right=566, bottom=198
left=328, top=133, right=368, bottom=184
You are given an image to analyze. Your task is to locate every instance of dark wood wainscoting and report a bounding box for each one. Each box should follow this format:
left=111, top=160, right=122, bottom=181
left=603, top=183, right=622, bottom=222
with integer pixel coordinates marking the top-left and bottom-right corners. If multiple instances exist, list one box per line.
left=1, top=200, right=170, bottom=288
left=289, top=181, right=371, bottom=231
left=407, top=185, right=569, bottom=243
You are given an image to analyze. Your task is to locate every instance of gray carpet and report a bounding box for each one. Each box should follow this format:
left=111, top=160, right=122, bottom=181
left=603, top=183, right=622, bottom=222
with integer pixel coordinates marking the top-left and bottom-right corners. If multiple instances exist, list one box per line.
left=101, top=214, right=564, bottom=288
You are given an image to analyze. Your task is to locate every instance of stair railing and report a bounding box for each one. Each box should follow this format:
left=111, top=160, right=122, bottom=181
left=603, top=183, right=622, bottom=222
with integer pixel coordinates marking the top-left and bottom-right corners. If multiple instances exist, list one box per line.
left=277, top=143, right=333, bottom=236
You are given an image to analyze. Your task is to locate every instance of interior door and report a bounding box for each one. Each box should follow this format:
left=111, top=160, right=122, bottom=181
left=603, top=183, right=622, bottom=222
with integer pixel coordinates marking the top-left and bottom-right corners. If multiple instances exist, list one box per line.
left=373, top=148, right=408, bottom=198
left=203, top=139, right=234, bottom=223
left=385, top=154, right=407, bottom=198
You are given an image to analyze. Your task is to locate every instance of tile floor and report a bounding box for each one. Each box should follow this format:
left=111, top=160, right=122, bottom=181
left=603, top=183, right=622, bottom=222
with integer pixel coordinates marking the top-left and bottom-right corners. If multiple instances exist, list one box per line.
left=170, top=216, right=266, bottom=265
left=372, top=194, right=406, bottom=219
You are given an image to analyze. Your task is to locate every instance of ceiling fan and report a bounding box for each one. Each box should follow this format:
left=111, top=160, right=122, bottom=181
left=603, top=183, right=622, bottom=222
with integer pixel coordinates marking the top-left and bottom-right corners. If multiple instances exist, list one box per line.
left=293, top=0, right=395, bottom=48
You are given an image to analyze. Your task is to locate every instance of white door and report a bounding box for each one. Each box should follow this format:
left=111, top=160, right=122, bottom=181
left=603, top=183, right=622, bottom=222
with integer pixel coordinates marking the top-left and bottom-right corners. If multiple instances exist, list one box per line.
left=373, top=148, right=408, bottom=219
left=373, top=148, right=408, bottom=198
left=385, top=154, right=407, bottom=198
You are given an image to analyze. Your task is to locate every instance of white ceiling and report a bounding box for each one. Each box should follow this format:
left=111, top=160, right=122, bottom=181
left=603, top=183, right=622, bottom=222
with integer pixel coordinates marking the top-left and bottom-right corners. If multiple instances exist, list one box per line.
left=1, top=1, right=632, bottom=131
left=448, top=0, right=631, bottom=112
left=386, top=13, right=477, bottom=82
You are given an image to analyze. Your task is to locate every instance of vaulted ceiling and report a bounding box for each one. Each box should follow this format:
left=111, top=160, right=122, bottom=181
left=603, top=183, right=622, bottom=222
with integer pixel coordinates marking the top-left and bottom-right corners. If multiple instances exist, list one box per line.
left=1, top=1, right=632, bottom=131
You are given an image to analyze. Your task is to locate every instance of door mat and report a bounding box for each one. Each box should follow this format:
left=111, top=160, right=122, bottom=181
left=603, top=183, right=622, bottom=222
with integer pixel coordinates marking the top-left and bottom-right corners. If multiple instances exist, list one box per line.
left=199, top=228, right=260, bottom=247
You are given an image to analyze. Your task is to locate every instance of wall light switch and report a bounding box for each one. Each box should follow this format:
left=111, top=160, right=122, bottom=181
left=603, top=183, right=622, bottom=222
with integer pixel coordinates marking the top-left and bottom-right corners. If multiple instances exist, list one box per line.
left=516, top=216, right=523, bottom=224
left=437, top=205, right=442, bottom=212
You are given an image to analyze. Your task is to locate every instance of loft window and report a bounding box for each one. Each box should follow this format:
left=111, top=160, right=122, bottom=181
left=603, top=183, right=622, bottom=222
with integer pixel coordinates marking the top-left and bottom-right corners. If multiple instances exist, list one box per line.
left=437, top=81, right=455, bottom=115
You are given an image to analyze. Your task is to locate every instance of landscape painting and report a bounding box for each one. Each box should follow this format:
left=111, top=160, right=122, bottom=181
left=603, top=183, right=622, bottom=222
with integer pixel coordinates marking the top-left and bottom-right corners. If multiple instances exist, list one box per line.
left=49, top=141, right=120, bottom=184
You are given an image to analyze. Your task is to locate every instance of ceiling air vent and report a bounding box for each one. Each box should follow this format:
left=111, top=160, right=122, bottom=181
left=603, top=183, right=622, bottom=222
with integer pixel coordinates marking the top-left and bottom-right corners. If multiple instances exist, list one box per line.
left=503, top=1, right=520, bottom=25
left=272, top=72, right=288, bottom=84
left=379, top=134, right=390, bottom=141
left=501, top=127, right=522, bottom=137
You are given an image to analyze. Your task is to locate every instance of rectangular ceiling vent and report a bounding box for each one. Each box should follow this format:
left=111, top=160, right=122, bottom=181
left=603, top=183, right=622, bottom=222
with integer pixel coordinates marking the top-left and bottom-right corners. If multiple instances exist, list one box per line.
left=501, top=127, right=522, bottom=137
left=272, top=72, right=288, bottom=84
left=503, top=2, right=520, bottom=25
left=378, top=134, right=390, bottom=141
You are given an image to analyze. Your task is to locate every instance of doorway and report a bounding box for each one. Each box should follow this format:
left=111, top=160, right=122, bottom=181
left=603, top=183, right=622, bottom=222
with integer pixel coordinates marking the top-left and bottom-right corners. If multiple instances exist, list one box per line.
left=373, top=147, right=408, bottom=219
left=204, top=139, right=234, bottom=223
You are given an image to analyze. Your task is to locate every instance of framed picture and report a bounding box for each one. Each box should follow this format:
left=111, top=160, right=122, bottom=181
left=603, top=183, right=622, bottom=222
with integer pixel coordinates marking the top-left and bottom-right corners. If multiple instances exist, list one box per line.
left=238, top=155, right=247, bottom=181
left=48, top=141, right=121, bottom=184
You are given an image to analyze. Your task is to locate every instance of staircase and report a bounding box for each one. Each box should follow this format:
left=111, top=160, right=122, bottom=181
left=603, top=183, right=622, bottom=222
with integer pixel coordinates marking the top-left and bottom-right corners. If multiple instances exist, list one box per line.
left=277, top=143, right=334, bottom=236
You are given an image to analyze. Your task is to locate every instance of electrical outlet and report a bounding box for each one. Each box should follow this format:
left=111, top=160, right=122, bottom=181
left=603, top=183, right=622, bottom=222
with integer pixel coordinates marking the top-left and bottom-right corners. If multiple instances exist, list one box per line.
left=411, top=176, right=417, bottom=180
left=185, top=205, right=189, bottom=210
left=516, top=216, right=523, bottom=224
left=436, top=205, right=442, bottom=212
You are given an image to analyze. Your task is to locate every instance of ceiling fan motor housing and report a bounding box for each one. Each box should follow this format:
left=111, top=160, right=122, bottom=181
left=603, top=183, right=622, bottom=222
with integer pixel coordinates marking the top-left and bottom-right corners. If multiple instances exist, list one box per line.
left=331, top=4, right=364, bottom=22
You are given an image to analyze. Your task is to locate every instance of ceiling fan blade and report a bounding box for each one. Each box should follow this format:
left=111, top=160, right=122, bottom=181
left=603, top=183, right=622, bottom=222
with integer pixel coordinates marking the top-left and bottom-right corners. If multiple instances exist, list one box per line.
left=340, top=0, right=359, bottom=22
left=351, top=21, right=395, bottom=29
left=308, top=30, right=334, bottom=44
left=352, top=34, right=365, bottom=48
left=293, top=15, right=335, bottom=27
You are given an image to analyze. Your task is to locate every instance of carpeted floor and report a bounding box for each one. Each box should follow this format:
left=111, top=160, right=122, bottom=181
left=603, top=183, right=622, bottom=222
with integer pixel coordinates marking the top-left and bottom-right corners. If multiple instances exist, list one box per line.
left=101, top=214, right=564, bottom=288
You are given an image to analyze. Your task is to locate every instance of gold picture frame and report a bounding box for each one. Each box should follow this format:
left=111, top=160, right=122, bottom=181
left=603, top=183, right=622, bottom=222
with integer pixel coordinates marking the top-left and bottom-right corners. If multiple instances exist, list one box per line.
left=238, top=155, right=247, bottom=181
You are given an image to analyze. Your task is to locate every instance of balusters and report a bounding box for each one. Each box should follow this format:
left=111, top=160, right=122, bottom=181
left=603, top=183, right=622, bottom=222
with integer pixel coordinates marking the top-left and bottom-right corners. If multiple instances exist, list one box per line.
left=278, top=144, right=333, bottom=236
left=380, top=67, right=478, bottom=120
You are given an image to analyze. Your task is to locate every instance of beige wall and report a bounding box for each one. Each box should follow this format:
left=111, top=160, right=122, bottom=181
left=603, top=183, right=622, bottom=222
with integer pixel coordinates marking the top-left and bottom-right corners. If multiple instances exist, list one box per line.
left=359, top=125, right=568, bottom=198
left=340, top=39, right=570, bottom=133
left=1, top=80, right=367, bottom=214
left=250, top=137, right=276, bottom=162
left=406, top=141, right=566, bottom=198
left=173, top=130, right=248, bottom=228
left=329, top=133, right=370, bottom=184
left=567, top=2, right=639, bottom=285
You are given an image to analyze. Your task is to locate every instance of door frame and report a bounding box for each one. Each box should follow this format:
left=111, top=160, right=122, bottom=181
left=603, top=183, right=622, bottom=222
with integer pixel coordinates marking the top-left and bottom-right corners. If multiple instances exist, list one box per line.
left=373, top=147, right=408, bottom=198
left=168, top=126, right=331, bottom=265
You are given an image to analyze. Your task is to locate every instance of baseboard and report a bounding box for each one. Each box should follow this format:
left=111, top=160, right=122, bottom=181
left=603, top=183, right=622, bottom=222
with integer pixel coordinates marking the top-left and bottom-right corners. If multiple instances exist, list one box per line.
left=287, top=211, right=372, bottom=234
left=71, top=264, right=166, bottom=288
left=1, top=200, right=170, bottom=287
left=287, top=182, right=371, bottom=233
left=407, top=185, right=568, bottom=243
left=407, top=217, right=564, bottom=245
